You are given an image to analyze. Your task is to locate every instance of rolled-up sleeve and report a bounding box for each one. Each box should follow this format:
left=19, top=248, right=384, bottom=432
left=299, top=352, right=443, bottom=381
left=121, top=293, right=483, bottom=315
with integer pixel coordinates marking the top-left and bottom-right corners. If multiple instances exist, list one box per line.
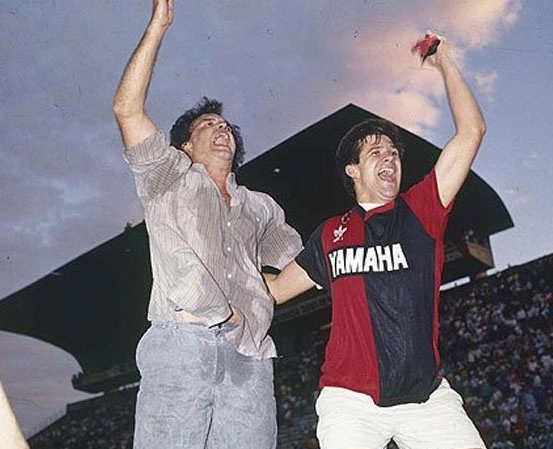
left=123, top=130, right=192, bottom=203
left=259, top=197, right=303, bottom=270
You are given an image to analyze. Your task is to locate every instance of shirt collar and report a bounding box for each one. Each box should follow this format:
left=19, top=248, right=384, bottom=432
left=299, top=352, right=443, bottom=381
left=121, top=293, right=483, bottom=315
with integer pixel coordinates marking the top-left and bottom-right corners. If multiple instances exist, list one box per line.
left=353, top=200, right=396, bottom=221
left=191, top=162, right=236, bottom=185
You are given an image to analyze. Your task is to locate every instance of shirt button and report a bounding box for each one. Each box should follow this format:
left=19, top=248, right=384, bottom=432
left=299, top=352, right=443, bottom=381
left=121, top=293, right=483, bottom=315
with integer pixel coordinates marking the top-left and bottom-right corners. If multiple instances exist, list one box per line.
left=226, top=221, right=231, bottom=227
left=227, top=273, right=232, bottom=279
left=226, top=246, right=231, bottom=252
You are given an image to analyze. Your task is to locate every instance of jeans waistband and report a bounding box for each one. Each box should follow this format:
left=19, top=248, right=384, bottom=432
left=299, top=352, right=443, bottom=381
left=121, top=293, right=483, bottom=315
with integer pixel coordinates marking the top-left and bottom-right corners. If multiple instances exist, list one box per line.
left=151, top=320, right=228, bottom=336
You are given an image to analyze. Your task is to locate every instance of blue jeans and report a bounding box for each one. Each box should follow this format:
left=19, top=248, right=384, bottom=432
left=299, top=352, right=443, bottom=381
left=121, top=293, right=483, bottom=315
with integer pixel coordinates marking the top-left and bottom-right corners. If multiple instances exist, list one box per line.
left=133, top=322, right=276, bottom=449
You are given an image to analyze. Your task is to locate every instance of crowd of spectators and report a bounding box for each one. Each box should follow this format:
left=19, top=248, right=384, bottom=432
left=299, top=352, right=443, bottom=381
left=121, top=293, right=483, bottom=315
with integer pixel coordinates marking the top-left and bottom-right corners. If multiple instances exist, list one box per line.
left=440, top=255, right=553, bottom=448
left=28, top=254, right=553, bottom=449
left=29, top=388, right=136, bottom=449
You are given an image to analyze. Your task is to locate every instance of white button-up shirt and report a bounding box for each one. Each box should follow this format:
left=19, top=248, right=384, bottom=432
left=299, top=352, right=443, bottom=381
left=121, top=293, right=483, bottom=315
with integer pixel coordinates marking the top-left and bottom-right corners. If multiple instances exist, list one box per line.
left=125, top=131, right=302, bottom=358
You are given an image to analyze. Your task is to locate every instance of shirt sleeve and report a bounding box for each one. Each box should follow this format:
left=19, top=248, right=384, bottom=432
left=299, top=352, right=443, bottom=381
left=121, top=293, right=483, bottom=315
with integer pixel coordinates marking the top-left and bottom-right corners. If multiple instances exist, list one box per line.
left=295, top=222, right=329, bottom=290
left=402, top=169, right=453, bottom=239
left=123, top=130, right=192, bottom=203
left=258, top=196, right=303, bottom=270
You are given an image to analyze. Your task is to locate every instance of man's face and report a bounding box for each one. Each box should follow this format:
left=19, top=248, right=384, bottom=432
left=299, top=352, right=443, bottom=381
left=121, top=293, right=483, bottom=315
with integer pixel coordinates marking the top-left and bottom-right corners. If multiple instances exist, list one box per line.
left=345, top=134, right=402, bottom=205
left=181, top=113, right=236, bottom=168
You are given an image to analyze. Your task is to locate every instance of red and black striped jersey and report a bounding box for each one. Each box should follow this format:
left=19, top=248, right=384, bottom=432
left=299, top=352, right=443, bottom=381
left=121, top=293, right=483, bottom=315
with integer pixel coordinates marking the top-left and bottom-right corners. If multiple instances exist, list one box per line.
left=296, top=170, right=453, bottom=406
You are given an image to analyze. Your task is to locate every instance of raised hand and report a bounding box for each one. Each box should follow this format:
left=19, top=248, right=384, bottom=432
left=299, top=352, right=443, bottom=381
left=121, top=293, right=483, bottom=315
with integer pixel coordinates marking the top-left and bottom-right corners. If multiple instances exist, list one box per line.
left=150, top=0, right=174, bottom=31
left=411, top=32, right=441, bottom=63
left=412, top=31, right=455, bottom=73
left=424, top=36, right=454, bottom=72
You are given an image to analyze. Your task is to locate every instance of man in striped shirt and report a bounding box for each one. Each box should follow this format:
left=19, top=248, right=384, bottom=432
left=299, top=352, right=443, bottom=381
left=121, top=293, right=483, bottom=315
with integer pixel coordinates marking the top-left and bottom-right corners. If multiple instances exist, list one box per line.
left=113, top=1, right=302, bottom=448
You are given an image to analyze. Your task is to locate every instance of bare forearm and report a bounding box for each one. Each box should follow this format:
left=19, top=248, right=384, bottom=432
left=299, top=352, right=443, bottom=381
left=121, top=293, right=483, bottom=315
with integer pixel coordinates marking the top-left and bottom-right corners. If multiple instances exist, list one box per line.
left=114, top=1, right=174, bottom=148
left=440, top=55, right=485, bottom=140
left=263, top=262, right=315, bottom=305
left=113, top=24, right=166, bottom=121
left=428, top=37, right=486, bottom=206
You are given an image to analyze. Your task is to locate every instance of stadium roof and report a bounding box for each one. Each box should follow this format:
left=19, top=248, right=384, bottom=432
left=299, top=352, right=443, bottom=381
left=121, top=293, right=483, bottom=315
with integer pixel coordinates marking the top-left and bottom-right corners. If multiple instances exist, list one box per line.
left=236, top=104, right=512, bottom=241
left=0, top=104, right=513, bottom=383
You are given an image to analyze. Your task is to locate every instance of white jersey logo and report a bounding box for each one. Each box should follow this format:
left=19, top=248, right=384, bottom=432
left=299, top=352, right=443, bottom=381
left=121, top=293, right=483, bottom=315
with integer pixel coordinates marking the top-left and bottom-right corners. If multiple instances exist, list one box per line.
left=328, top=244, right=409, bottom=279
left=333, top=224, right=348, bottom=243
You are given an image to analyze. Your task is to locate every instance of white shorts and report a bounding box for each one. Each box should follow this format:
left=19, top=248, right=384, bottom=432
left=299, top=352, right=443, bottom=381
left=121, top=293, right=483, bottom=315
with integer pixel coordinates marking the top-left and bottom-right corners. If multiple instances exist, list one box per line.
left=315, top=379, right=486, bottom=449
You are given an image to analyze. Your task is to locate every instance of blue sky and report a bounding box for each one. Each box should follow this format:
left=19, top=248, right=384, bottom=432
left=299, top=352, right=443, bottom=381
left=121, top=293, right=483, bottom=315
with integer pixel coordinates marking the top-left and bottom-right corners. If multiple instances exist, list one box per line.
left=2, top=0, right=551, bottom=437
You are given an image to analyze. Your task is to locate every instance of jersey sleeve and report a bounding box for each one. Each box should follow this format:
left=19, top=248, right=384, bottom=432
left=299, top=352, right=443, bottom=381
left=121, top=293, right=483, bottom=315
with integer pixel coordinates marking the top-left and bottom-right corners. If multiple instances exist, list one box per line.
left=402, top=169, right=453, bottom=239
left=295, top=222, right=330, bottom=290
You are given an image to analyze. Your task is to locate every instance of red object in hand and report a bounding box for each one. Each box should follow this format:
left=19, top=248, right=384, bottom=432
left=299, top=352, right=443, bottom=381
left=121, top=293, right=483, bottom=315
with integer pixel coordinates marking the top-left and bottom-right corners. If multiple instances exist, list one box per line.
left=411, top=34, right=441, bottom=62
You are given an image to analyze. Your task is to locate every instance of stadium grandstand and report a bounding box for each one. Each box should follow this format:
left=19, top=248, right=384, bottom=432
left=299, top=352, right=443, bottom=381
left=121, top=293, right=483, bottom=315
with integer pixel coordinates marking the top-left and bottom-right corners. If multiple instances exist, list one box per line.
left=3, top=105, right=550, bottom=448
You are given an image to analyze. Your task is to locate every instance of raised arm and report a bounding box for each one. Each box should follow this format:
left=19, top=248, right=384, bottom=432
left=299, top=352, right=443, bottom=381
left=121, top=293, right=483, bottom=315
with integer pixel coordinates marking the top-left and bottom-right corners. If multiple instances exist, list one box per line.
left=424, top=34, right=486, bottom=208
left=113, top=0, right=174, bottom=149
left=264, top=261, right=316, bottom=305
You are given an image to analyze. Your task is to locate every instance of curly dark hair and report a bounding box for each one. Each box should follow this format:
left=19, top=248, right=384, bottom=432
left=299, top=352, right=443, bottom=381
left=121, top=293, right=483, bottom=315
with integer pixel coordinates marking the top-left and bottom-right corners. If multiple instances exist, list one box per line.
left=169, top=97, right=245, bottom=171
left=336, top=118, right=405, bottom=198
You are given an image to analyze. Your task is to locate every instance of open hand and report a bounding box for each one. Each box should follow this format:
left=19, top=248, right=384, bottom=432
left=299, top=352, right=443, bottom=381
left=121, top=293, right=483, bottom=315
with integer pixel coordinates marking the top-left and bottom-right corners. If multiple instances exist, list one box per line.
left=228, top=305, right=244, bottom=326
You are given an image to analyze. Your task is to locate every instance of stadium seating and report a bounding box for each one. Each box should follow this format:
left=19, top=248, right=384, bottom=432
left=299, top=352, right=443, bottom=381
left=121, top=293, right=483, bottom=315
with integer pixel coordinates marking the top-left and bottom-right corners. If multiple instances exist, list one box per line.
left=28, top=254, right=553, bottom=449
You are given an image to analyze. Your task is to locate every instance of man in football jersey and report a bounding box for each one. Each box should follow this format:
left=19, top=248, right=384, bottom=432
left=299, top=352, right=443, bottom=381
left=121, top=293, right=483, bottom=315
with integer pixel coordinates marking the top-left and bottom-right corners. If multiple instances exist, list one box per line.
left=264, top=33, right=487, bottom=449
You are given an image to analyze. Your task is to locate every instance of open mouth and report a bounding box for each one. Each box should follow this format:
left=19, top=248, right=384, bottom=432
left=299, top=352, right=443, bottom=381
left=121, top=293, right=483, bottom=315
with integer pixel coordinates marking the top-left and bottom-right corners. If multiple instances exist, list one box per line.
left=377, top=167, right=395, bottom=182
left=213, top=132, right=230, bottom=146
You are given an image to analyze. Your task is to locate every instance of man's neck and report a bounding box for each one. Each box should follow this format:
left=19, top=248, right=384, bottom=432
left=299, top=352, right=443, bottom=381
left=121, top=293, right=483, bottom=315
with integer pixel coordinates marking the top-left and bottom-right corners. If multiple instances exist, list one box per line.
left=207, top=165, right=232, bottom=206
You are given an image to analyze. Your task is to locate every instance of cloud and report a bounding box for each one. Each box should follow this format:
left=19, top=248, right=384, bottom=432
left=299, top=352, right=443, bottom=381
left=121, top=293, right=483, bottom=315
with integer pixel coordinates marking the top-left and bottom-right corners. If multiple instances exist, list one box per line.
left=475, top=70, right=499, bottom=101
left=321, top=0, right=525, bottom=138
left=398, top=0, right=524, bottom=48
left=501, top=184, right=537, bottom=207
left=521, top=150, right=545, bottom=170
